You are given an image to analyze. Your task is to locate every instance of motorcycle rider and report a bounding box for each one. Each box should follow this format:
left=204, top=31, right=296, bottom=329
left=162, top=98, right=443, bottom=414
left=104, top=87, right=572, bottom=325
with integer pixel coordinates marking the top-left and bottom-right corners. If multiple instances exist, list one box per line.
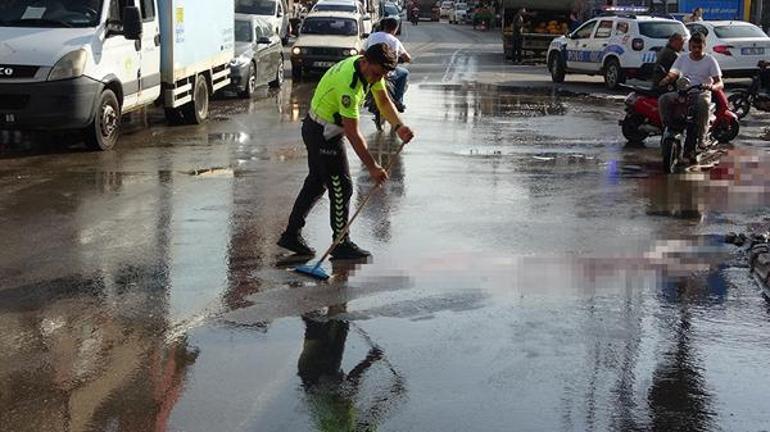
left=652, top=33, right=685, bottom=91
left=657, top=32, right=723, bottom=162
left=365, top=17, right=412, bottom=112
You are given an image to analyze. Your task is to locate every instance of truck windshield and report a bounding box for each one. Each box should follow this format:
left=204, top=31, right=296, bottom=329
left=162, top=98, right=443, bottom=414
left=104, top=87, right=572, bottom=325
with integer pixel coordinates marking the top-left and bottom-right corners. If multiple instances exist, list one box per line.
left=235, top=0, right=276, bottom=16
left=301, top=17, right=358, bottom=36
left=235, top=20, right=254, bottom=42
left=638, top=21, right=687, bottom=39
left=0, top=0, right=103, bottom=28
left=714, top=25, right=767, bottom=39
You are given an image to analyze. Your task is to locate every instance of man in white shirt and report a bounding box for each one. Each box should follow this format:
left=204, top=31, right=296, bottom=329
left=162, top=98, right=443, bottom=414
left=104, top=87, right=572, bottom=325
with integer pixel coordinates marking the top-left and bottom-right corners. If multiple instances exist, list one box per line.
left=658, top=32, right=723, bottom=160
left=364, top=17, right=412, bottom=111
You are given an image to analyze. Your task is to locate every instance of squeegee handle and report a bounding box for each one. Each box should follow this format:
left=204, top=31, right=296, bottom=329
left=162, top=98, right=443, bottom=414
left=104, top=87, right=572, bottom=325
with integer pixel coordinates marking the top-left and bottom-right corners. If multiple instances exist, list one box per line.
left=315, top=141, right=408, bottom=266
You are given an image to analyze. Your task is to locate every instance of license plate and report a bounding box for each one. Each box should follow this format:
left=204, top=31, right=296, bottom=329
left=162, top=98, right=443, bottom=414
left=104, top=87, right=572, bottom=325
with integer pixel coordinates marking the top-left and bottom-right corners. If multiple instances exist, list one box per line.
left=0, top=113, right=15, bottom=125
left=314, top=61, right=335, bottom=68
left=741, top=47, right=765, bottom=55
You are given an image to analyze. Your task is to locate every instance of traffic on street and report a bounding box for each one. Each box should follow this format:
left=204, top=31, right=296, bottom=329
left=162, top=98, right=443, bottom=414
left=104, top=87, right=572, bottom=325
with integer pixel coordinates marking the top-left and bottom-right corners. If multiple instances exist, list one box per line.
left=2, top=0, right=770, bottom=430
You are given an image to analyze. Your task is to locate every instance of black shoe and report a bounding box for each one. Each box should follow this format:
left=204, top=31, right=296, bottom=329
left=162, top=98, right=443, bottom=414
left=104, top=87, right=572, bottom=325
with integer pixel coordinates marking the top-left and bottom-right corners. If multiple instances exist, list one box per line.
left=395, top=102, right=406, bottom=113
left=277, top=232, right=315, bottom=256
left=330, top=240, right=371, bottom=260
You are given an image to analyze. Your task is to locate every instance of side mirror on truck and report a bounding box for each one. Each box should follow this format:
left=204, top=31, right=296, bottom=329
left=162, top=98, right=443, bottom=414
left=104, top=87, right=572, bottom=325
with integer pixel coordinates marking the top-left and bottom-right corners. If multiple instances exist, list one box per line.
left=122, top=6, right=143, bottom=41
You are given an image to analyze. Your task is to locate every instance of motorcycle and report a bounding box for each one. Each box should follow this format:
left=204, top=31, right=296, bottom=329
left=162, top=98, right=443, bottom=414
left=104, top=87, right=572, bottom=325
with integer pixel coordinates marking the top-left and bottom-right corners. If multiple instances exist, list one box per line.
left=365, top=75, right=407, bottom=131
left=659, top=77, right=736, bottom=174
left=410, top=8, right=420, bottom=25
left=727, top=60, right=770, bottom=119
left=620, top=81, right=739, bottom=146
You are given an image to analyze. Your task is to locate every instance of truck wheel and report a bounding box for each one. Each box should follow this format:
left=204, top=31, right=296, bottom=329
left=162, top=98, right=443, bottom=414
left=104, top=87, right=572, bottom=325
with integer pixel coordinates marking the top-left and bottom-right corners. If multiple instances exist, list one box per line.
left=270, top=57, right=285, bottom=88
left=183, top=75, right=209, bottom=124
left=603, top=58, right=625, bottom=90
left=84, top=89, right=121, bottom=151
left=549, top=54, right=565, bottom=83
left=240, top=63, right=258, bottom=98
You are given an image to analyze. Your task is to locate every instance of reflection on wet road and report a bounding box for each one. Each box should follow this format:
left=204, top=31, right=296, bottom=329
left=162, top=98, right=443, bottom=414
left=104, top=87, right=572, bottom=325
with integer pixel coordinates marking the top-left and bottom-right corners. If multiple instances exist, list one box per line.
left=3, top=23, right=770, bottom=431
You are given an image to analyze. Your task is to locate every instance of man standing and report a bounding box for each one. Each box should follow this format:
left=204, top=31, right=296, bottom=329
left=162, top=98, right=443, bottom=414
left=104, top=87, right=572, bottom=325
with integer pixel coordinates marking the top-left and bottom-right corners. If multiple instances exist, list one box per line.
left=278, top=44, right=415, bottom=259
left=652, top=33, right=685, bottom=90
left=365, top=17, right=412, bottom=112
left=511, top=8, right=526, bottom=64
left=658, top=33, right=723, bottom=162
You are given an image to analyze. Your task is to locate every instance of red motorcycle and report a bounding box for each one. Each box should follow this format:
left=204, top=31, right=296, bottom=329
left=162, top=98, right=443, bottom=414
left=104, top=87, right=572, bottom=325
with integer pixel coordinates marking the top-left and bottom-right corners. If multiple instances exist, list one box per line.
left=620, top=83, right=740, bottom=145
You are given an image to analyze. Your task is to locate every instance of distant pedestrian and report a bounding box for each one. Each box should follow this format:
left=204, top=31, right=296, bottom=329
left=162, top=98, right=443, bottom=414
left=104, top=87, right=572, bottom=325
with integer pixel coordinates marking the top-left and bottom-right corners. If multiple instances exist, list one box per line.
left=511, top=7, right=525, bottom=64
left=569, top=10, right=581, bottom=32
left=683, top=7, right=704, bottom=23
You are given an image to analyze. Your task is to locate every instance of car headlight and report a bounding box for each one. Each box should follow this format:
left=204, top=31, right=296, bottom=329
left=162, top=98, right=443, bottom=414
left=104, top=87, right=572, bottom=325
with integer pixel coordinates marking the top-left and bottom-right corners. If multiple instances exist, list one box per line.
left=292, top=47, right=302, bottom=55
left=231, top=54, right=251, bottom=67
left=343, top=48, right=359, bottom=56
left=48, top=49, right=88, bottom=81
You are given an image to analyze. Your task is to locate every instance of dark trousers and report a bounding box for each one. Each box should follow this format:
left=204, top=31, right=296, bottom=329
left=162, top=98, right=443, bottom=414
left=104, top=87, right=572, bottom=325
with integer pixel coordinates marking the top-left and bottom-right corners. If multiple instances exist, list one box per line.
left=286, top=116, right=353, bottom=241
left=512, top=34, right=523, bottom=63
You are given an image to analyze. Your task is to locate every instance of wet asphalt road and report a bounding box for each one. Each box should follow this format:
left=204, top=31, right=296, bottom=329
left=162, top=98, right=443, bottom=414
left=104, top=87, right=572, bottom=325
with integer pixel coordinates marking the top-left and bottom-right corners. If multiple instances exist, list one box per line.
left=3, top=22, right=770, bottom=432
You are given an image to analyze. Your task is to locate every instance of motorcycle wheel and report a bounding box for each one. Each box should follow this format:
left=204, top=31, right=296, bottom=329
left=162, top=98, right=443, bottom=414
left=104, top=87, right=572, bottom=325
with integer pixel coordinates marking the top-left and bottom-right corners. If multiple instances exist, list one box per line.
left=621, top=114, right=648, bottom=145
left=713, top=118, right=740, bottom=143
left=661, top=138, right=678, bottom=174
left=728, top=92, right=751, bottom=119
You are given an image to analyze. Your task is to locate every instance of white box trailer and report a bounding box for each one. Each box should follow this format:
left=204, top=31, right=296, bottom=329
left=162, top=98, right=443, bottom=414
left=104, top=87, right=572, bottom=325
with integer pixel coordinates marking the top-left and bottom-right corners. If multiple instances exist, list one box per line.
left=0, top=0, right=234, bottom=150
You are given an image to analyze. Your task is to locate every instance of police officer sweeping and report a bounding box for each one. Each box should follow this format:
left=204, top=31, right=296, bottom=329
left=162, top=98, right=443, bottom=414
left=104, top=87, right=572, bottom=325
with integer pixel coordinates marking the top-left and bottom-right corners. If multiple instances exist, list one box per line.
left=278, top=43, right=415, bottom=260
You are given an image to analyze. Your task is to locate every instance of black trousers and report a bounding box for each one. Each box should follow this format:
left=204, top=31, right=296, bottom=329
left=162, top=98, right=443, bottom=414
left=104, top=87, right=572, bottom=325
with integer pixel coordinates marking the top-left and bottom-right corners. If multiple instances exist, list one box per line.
left=512, top=34, right=523, bottom=63
left=286, top=116, right=353, bottom=241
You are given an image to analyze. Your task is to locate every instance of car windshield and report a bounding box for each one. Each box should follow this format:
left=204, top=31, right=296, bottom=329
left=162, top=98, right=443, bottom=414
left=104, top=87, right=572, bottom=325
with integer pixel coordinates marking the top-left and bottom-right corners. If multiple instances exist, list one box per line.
left=0, top=0, right=103, bottom=28
left=235, top=0, right=276, bottom=16
left=714, top=25, right=767, bottom=39
left=441, top=2, right=452, bottom=7
left=383, top=4, right=399, bottom=15
left=638, top=21, right=687, bottom=39
left=301, top=16, right=358, bottom=35
left=313, top=3, right=357, bottom=12
left=455, top=3, right=467, bottom=9
left=235, top=20, right=254, bottom=42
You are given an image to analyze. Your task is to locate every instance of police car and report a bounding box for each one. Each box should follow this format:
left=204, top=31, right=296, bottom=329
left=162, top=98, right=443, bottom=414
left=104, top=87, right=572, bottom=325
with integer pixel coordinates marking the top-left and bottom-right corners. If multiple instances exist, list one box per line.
left=547, top=14, right=689, bottom=89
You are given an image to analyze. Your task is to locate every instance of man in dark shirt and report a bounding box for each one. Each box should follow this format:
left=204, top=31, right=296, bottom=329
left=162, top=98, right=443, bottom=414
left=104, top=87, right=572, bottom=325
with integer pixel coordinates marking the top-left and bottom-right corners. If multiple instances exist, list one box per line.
left=511, top=8, right=526, bottom=64
left=653, top=33, right=685, bottom=90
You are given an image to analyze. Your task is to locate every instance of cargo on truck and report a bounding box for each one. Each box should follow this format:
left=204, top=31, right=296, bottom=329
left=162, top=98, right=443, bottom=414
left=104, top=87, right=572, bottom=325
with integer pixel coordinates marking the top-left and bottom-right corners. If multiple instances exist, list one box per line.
left=502, top=0, right=574, bottom=60
left=0, top=0, right=235, bottom=150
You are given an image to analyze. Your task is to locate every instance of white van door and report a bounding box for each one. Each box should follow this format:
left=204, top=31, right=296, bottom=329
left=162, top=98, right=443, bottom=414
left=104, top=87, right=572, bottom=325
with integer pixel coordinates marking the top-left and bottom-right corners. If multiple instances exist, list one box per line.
left=136, top=0, right=161, bottom=105
left=103, top=0, right=142, bottom=111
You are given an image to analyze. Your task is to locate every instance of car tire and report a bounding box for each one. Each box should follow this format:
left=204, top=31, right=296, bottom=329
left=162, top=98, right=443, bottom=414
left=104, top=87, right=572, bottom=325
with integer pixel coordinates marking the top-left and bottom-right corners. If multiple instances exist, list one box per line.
left=240, top=63, right=258, bottom=98
left=603, top=58, right=625, bottom=90
left=549, top=53, right=565, bottom=83
left=270, top=56, right=285, bottom=88
left=84, top=89, right=120, bottom=151
left=182, top=75, right=209, bottom=125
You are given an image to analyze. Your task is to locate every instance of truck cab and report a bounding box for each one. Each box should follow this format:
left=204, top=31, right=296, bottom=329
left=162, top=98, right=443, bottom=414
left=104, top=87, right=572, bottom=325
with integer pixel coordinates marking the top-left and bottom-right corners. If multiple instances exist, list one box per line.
left=0, top=0, right=234, bottom=150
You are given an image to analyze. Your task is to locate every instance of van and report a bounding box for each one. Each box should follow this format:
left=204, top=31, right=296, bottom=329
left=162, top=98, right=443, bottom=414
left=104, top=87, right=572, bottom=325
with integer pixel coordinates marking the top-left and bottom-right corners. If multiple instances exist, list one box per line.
left=0, top=0, right=235, bottom=149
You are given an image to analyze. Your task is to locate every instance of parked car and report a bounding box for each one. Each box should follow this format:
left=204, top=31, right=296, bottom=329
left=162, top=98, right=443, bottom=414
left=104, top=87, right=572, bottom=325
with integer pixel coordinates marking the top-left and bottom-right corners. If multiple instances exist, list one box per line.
left=230, top=15, right=285, bottom=97
left=311, top=0, right=374, bottom=34
left=686, top=21, right=770, bottom=78
left=291, top=12, right=369, bottom=80
left=0, top=0, right=234, bottom=150
left=448, top=2, right=467, bottom=24
left=439, top=0, right=454, bottom=19
left=381, top=2, right=403, bottom=34
left=235, top=0, right=291, bottom=45
left=547, top=15, right=689, bottom=89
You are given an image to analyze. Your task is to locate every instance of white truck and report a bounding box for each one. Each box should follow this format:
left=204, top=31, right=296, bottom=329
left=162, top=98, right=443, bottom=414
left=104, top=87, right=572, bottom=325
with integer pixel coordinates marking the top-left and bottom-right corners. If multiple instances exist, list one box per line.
left=0, top=0, right=234, bottom=150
